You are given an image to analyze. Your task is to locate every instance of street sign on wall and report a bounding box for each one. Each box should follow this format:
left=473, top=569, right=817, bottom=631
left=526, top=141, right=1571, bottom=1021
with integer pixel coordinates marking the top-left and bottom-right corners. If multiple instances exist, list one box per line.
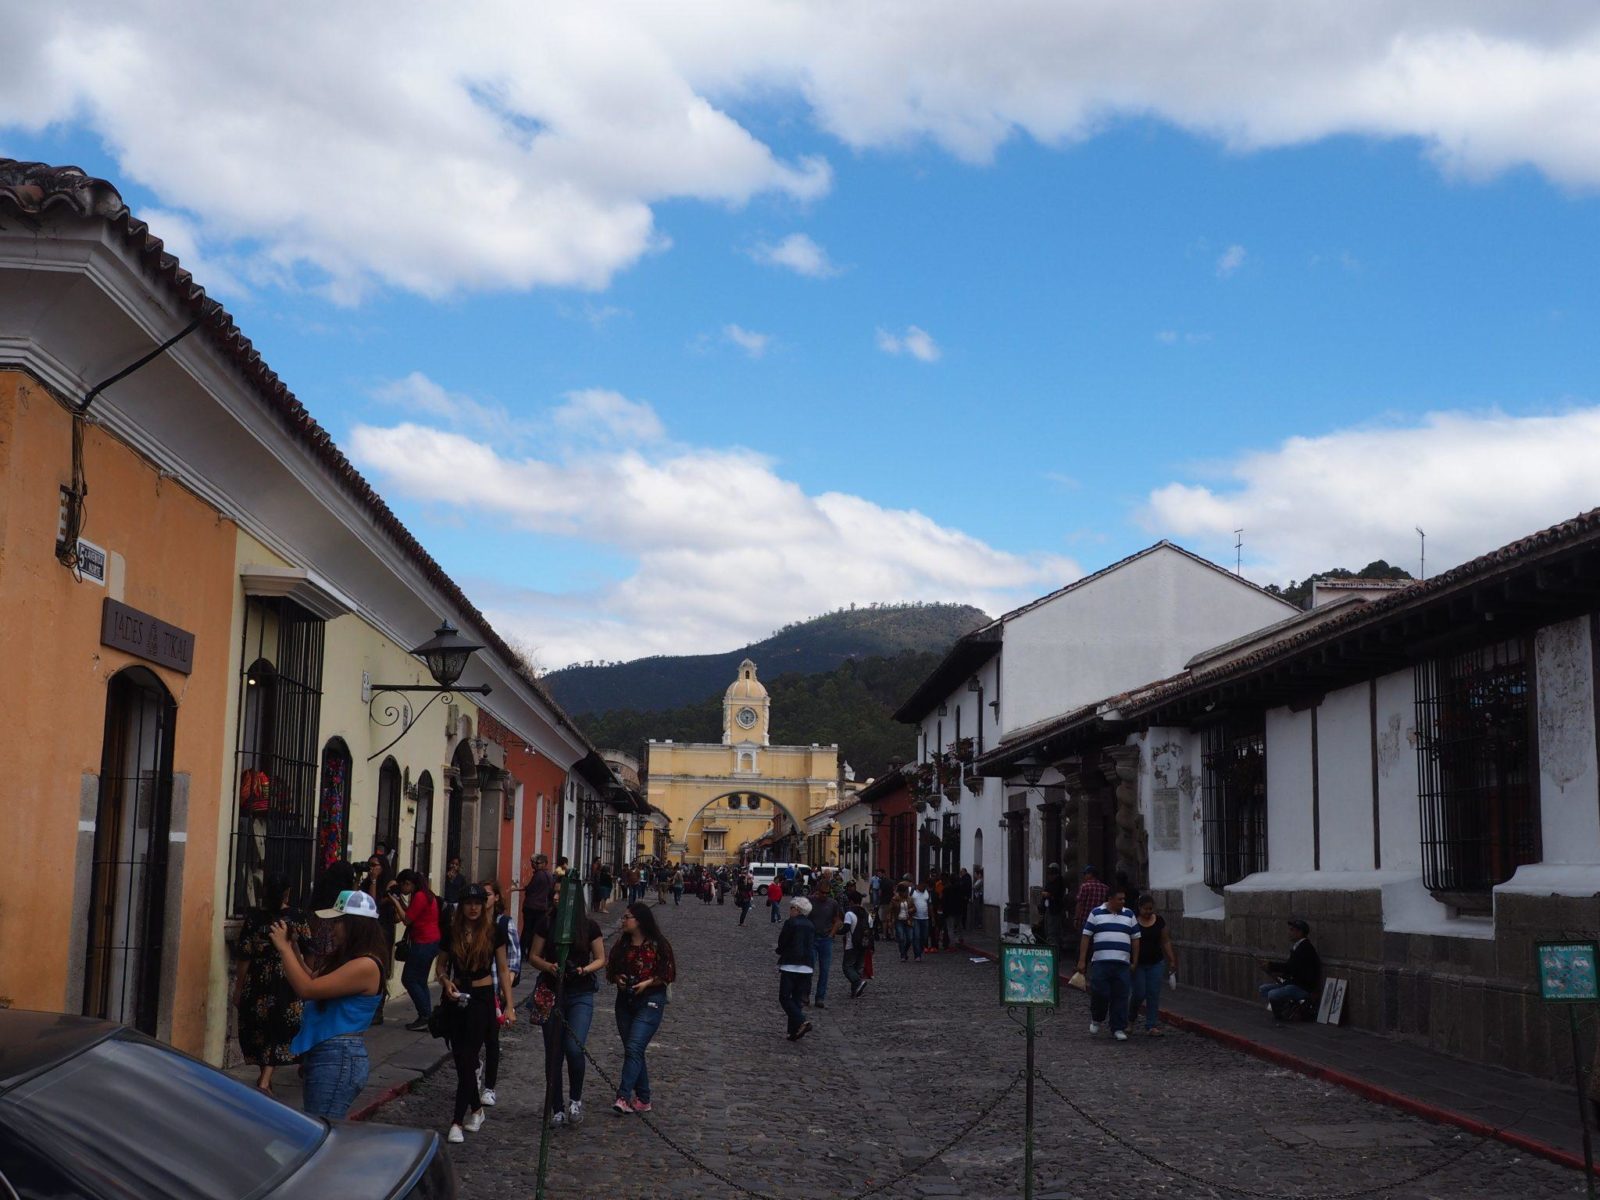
left=1536, top=940, right=1599, bottom=1003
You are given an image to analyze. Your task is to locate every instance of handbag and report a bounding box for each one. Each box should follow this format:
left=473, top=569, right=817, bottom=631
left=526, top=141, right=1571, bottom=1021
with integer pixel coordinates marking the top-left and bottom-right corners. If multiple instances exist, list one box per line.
left=426, top=1001, right=459, bottom=1042
left=395, top=938, right=411, bottom=963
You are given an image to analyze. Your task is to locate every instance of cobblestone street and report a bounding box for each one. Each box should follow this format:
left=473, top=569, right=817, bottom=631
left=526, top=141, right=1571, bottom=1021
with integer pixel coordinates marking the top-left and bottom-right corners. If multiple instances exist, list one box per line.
left=385, top=902, right=1587, bottom=1199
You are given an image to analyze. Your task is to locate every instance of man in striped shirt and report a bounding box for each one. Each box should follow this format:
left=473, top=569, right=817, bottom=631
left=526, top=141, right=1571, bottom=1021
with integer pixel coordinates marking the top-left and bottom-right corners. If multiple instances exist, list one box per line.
left=1075, top=885, right=1140, bottom=1041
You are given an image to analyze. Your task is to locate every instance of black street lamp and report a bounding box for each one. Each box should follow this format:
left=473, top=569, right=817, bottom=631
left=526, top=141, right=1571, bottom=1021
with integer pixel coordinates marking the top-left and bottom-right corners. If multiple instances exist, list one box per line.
left=367, top=618, right=494, bottom=761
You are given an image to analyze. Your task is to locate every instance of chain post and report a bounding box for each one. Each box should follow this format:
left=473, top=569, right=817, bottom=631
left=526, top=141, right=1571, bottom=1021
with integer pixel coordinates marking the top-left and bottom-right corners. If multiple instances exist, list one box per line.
left=1571, top=1005, right=1597, bottom=1200
left=1024, top=1004, right=1036, bottom=1200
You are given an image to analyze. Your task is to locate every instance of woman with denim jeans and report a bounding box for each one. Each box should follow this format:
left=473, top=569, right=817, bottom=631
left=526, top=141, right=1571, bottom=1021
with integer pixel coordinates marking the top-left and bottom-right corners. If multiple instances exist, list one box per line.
left=389, top=870, right=441, bottom=1032
left=1128, top=894, right=1177, bottom=1035
left=526, top=878, right=606, bottom=1127
left=270, top=888, right=390, bottom=1120
left=605, top=902, right=677, bottom=1115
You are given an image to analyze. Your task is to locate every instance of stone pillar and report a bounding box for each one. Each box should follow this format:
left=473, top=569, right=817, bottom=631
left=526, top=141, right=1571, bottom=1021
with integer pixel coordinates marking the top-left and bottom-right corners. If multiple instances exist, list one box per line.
left=1104, top=745, right=1146, bottom=889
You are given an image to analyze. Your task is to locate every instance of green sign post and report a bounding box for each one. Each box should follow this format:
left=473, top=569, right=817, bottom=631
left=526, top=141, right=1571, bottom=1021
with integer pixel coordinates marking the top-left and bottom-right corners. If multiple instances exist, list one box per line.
left=1535, top=940, right=1599, bottom=1200
left=1000, top=941, right=1058, bottom=1200
left=535, top=870, right=581, bottom=1200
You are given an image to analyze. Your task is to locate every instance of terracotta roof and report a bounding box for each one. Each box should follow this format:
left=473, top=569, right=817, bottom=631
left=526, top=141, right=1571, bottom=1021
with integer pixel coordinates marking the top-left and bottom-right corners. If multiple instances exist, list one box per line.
left=0, top=159, right=593, bottom=755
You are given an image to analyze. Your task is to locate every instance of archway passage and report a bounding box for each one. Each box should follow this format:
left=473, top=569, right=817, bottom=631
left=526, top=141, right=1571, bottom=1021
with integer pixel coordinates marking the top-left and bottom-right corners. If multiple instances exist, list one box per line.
left=85, top=667, right=176, bottom=1035
left=682, top=791, right=805, bottom=866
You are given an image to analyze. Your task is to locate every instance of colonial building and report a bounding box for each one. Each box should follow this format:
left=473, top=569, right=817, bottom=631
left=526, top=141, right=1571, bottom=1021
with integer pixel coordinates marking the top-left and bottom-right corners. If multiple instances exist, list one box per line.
left=978, top=510, right=1600, bottom=1081
left=645, top=660, right=838, bottom=863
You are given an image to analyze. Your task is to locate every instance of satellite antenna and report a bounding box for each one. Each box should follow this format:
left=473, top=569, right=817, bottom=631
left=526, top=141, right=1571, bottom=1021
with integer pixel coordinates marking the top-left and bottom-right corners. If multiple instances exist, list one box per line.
left=1234, top=528, right=1244, bottom=576
left=1416, top=527, right=1426, bottom=581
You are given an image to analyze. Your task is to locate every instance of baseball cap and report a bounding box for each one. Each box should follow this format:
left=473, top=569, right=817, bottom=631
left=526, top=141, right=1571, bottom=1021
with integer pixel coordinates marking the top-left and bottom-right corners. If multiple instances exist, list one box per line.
left=461, top=883, right=489, bottom=904
left=316, top=889, right=380, bottom=920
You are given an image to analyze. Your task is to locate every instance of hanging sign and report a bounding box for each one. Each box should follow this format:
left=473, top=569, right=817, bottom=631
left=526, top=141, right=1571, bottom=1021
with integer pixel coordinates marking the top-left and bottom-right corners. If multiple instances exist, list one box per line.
left=1000, top=941, right=1059, bottom=1007
left=100, top=598, right=196, bottom=675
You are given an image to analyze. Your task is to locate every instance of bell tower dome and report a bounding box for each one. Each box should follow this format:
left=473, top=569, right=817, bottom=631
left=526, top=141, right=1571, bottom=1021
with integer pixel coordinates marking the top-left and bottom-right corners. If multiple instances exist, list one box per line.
left=723, top=658, right=771, bottom=747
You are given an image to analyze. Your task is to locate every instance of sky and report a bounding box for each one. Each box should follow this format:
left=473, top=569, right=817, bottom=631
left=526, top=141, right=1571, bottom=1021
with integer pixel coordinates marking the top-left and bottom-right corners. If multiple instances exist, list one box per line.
left=6, top=3, right=1600, bottom=668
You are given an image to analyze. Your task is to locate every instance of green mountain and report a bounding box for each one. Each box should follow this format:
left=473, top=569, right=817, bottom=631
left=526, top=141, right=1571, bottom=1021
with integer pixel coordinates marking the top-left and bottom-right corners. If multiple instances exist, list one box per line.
left=578, top=651, right=941, bottom=780
left=544, top=602, right=989, bottom=715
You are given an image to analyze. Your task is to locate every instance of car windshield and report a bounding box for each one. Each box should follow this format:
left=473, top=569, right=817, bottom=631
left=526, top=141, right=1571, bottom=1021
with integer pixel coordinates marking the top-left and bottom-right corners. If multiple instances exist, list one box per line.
left=3, top=1033, right=324, bottom=1200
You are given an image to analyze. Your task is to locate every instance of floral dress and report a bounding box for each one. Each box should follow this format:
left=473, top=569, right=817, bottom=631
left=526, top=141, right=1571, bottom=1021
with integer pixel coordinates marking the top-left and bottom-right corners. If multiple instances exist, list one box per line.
left=237, top=907, right=309, bottom=1066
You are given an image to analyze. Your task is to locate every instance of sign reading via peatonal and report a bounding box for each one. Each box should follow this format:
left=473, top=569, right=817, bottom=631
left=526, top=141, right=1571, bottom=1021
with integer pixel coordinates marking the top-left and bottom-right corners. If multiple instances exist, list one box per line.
left=100, top=598, right=196, bottom=675
left=1000, top=942, right=1058, bottom=1007
left=1536, top=940, right=1599, bottom=1003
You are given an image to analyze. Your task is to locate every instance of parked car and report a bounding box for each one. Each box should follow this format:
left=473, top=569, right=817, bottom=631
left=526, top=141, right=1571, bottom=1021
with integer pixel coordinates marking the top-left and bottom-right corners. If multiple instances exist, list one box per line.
left=0, top=1009, right=454, bottom=1200
left=747, top=862, right=812, bottom=895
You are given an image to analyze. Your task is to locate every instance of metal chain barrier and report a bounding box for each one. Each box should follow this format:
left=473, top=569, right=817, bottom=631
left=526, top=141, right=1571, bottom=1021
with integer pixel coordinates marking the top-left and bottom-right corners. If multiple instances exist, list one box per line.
left=1034, top=1067, right=1521, bottom=1200
left=565, top=1038, right=1024, bottom=1200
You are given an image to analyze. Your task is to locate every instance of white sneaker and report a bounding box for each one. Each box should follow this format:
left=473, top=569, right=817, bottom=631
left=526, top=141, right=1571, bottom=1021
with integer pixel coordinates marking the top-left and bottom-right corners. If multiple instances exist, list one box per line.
left=550, top=1110, right=567, bottom=1127
left=568, top=1100, right=584, bottom=1126
left=1113, top=1030, right=1129, bottom=1042
left=480, top=1088, right=497, bottom=1107
left=463, top=1109, right=485, bottom=1132
left=447, top=1125, right=465, bottom=1144
left=1088, top=1021, right=1100, bottom=1034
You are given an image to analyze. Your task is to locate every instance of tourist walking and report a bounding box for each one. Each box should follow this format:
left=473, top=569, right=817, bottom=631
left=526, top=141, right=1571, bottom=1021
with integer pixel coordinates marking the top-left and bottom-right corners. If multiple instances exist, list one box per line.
left=606, top=902, right=677, bottom=1114
left=807, top=879, right=843, bottom=1007
left=951, top=868, right=971, bottom=935
left=270, top=888, right=389, bottom=1119
left=910, top=880, right=932, bottom=959
left=670, top=867, right=684, bottom=906
left=892, top=881, right=916, bottom=961
left=841, top=888, right=871, bottom=999
left=233, top=873, right=307, bottom=1094
left=735, top=873, right=754, bottom=925
left=438, top=884, right=516, bottom=1143
left=480, top=880, right=520, bottom=1105
left=776, top=896, right=816, bottom=1040
left=390, top=869, right=442, bottom=1032
left=515, top=853, right=554, bottom=962
left=767, top=877, right=784, bottom=923
left=1072, top=865, right=1109, bottom=931
left=361, top=853, right=397, bottom=1025
left=970, top=867, right=985, bottom=933
left=1075, top=884, right=1139, bottom=1041
left=526, top=877, right=607, bottom=1127
left=1129, top=893, right=1178, bottom=1035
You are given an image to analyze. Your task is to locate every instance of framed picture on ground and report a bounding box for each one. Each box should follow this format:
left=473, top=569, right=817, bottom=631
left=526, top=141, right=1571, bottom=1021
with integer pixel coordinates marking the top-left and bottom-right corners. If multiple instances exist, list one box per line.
left=1000, top=942, right=1058, bottom=1007
left=1316, top=977, right=1348, bottom=1025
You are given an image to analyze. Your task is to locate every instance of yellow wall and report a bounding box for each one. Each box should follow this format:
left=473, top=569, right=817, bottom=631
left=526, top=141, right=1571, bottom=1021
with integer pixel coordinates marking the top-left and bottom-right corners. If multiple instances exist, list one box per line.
left=0, top=371, right=237, bottom=1056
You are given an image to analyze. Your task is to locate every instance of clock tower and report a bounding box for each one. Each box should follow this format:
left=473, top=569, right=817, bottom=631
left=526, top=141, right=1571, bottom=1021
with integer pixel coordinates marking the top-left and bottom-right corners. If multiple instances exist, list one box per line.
left=723, top=658, right=771, bottom=747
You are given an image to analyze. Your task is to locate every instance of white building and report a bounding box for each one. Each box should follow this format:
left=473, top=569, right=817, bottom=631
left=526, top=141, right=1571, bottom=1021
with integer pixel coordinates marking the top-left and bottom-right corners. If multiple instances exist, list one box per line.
left=979, top=510, right=1600, bottom=1080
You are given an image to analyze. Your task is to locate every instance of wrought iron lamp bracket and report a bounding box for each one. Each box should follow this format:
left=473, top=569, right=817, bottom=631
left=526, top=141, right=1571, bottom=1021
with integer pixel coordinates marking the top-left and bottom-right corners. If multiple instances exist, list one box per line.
left=366, top=682, right=492, bottom=762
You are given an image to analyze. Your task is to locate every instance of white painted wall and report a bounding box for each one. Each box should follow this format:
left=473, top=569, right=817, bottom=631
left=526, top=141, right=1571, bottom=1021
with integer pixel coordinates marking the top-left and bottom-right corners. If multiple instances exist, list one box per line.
left=1535, top=617, right=1600, bottom=863
left=1002, top=546, right=1296, bottom=738
left=1373, top=669, right=1421, bottom=872
left=1316, top=683, right=1375, bottom=872
left=1265, top=707, right=1315, bottom=872
left=1142, top=726, right=1204, bottom=887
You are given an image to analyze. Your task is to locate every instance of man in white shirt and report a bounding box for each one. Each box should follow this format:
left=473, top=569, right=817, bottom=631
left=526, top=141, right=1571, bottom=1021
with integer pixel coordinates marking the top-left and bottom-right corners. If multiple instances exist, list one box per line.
left=1074, top=885, right=1141, bottom=1041
left=910, top=883, right=932, bottom=960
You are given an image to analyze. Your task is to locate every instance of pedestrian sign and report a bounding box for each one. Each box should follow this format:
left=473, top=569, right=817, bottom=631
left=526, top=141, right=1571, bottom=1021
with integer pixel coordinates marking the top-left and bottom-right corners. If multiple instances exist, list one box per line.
left=1535, top=940, right=1599, bottom=1003
left=1000, top=942, right=1058, bottom=1007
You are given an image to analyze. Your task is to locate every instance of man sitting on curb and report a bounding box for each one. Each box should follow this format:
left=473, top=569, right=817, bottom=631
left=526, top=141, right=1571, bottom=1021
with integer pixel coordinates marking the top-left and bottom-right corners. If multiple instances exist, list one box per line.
left=1075, top=884, right=1139, bottom=1042
left=1257, top=917, right=1322, bottom=1020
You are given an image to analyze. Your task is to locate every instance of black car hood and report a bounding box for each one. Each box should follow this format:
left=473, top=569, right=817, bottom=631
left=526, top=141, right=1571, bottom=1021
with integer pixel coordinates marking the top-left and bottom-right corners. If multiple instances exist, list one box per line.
left=279, top=1120, right=438, bottom=1199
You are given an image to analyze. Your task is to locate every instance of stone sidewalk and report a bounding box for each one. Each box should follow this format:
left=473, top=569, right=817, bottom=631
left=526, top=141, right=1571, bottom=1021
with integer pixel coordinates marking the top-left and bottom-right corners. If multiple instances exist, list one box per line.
left=957, top=922, right=1598, bottom=1174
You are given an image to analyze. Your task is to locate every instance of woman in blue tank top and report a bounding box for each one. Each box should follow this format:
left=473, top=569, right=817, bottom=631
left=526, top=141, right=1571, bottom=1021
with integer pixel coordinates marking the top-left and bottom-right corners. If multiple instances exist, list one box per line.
left=270, top=887, right=391, bottom=1119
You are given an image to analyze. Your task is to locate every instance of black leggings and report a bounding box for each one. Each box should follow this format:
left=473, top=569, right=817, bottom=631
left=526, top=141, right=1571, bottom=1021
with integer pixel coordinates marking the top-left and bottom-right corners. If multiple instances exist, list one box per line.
left=451, top=986, right=494, bottom=1124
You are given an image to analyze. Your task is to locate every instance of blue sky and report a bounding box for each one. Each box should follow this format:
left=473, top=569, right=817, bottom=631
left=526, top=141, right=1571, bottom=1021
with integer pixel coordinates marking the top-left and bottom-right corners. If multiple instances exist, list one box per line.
left=7, top=6, right=1600, bottom=665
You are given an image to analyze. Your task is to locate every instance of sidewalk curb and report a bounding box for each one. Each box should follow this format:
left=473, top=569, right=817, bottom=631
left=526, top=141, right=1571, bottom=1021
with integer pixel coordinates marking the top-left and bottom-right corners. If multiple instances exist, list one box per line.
left=957, top=941, right=1590, bottom=1178
left=348, top=1046, right=453, bottom=1122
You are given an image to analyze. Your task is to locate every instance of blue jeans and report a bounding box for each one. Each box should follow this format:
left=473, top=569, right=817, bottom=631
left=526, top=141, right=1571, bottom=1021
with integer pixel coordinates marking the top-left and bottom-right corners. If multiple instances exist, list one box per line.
left=672, top=887, right=682, bottom=905
left=779, top=970, right=810, bottom=1036
left=1259, top=981, right=1311, bottom=1013
left=614, top=990, right=666, bottom=1103
left=1089, top=961, right=1132, bottom=1032
left=1130, top=962, right=1165, bottom=1030
left=813, top=936, right=835, bottom=1001
left=542, top=990, right=596, bottom=1110
left=301, top=1034, right=369, bottom=1119
left=770, top=901, right=781, bottom=923
left=896, top=922, right=913, bottom=959
left=913, top=918, right=929, bottom=959
left=401, top=941, right=440, bottom=1020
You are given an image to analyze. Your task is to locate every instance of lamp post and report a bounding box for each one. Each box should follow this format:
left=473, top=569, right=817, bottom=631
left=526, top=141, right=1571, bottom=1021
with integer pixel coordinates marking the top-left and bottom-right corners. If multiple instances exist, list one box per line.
left=367, top=620, right=493, bottom=761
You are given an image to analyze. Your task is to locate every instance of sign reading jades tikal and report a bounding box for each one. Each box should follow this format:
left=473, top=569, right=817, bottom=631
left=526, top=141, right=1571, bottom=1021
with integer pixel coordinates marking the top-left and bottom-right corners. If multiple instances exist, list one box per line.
left=100, top=598, right=196, bottom=675
left=1536, top=940, right=1600, bottom=1003
left=1000, top=942, right=1059, bottom=1007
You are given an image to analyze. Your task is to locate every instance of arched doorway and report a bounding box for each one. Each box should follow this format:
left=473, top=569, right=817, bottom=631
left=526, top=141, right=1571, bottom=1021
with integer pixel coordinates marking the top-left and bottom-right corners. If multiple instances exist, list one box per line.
left=85, top=667, right=176, bottom=1034
left=316, top=737, right=352, bottom=873
left=446, top=741, right=477, bottom=878
left=683, top=791, right=804, bottom=866
left=413, top=770, right=435, bottom=877
left=374, top=757, right=401, bottom=866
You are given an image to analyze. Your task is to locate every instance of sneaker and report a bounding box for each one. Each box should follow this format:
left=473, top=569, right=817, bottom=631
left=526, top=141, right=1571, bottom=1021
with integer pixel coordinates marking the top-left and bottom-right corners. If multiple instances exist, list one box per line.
left=1113, top=1030, right=1129, bottom=1042
left=463, top=1109, right=485, bottom=1132
left=851, top=980, right=868, bottom=999
left=612, top=1098, right=633, bottom=1116
left=549, top=1110, right=567, bottom=1127
left=405, top=1018, right=430, bottom=1032
left=568, top=1100, right=584, bottom=1125
left=815, top=1000, right=826, bottom=1009
left=630, top=1098, right=652, bottom=1114
left=795, top=1021, right=813, bottom=1041
left=480, top=1088, right=497, bottom=1106
left=1088, top=1021, right=1100, bottom=1034
left=447, top=1125, right=464, bottom=1144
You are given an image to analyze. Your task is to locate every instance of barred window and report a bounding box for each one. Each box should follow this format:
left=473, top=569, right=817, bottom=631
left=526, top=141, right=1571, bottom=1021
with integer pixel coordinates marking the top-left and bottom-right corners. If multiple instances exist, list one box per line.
left=229, top=597, right=325, bottom=917
left=412, top=770, right=434, bottom=877
left=1415, top=638, right=1539, bottom=900
left=375, top=757, right=402, bottom=865
left=1202, top=717, right=1268, bottom=889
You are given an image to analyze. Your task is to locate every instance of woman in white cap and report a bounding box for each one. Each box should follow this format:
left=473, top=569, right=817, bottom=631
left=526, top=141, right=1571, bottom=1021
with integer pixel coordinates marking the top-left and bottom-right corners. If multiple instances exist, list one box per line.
left=269, top=888, right=391, bottom=1119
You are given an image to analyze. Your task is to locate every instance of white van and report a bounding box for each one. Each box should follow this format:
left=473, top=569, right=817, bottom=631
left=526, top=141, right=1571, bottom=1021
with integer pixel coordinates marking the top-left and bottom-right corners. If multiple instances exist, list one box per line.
left=747, top=862, right=810, bottom=894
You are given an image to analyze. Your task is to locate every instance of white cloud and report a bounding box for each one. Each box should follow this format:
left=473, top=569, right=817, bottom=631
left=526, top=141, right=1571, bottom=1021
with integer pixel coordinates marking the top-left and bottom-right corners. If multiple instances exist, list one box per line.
left=1140, top=407, right=1600, bottom=584
left=750, top=233, right=839, bottom=278
left=347, top=396, right=1076, bottom=664
left=1216, top=244, right=1247, bottom=278
left=550, top=388, right=665, bottom=444
left=876, top=325, right=942, bottom=362
left=723, top=323, right=772, bottom=358
left=1156, top=330, right=1212, bottom=345
left=373, top=372, right=515, bottom=440
left=12, top=7, right=1600, bottom=299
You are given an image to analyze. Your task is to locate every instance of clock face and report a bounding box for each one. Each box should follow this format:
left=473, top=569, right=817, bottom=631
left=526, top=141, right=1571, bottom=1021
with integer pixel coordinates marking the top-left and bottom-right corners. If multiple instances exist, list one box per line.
left=736, top=706, right=758, bottom=729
